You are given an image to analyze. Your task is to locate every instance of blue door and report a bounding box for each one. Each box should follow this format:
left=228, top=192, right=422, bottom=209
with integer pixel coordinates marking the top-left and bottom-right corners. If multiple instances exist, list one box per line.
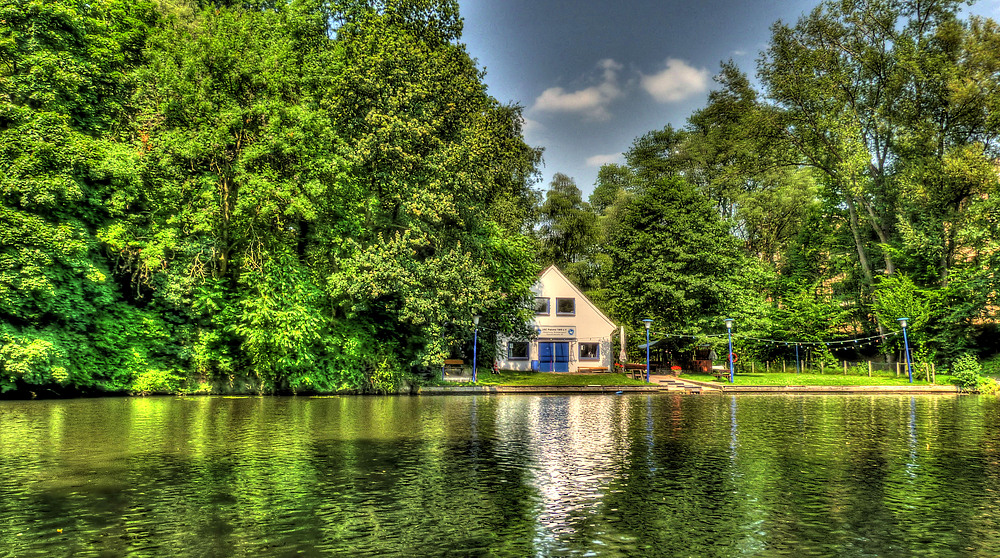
left=538, top=342, right=570, bottom=372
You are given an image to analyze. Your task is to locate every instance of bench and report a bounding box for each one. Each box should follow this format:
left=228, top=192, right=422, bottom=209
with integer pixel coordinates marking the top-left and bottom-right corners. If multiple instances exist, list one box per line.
left=712, top=366, right=730, bottom=380
left=577, top=366, right=609, bottom=373
left=442, top=359, right=465, bottom=376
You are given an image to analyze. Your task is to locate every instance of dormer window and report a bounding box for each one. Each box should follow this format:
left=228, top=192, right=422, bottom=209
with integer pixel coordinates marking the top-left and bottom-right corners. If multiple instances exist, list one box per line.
left=556, top=298, right=575, bottom=316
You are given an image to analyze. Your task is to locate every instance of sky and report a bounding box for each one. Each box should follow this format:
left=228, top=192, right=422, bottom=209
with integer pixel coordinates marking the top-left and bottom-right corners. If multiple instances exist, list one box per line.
left=457, top=0, right=1000, bottom=198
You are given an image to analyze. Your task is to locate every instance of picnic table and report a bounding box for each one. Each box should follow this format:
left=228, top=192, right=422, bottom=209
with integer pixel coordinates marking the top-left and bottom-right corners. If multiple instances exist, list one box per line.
left=624, top=363, right=650, bottom=380
left=442, top=359, right=464, bottom=376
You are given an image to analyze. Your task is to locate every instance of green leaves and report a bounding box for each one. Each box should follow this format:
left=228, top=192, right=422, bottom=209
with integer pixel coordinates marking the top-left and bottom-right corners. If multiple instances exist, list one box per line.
left=0, top=0, right=541, bottom=393
left=605, top=176, right=748, bottom=335
left=536, top=173, right=598, bottom=274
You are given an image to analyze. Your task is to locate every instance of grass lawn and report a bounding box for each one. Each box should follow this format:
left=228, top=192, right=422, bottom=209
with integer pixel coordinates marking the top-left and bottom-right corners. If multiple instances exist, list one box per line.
left=426, top=369, right=957, bottom=388
left=681, top=372, right=957, bottom=387
left=430, top=370, right=649, bottom=387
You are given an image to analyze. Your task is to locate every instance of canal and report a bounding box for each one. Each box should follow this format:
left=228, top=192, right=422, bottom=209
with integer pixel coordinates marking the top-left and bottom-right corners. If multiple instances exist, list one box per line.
left=1, top=394, right=998, bottom=556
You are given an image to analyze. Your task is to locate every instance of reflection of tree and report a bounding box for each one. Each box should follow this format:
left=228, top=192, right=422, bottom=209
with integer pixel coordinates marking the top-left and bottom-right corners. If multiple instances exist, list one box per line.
left=4, top=396, right=1000, bottom=554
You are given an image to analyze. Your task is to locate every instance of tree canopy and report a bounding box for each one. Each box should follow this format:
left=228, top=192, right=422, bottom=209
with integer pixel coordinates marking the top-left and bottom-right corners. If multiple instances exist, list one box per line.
left=570, top=0, right=1000, bottom=363
left=1, top=0, right=541, bottom=394
left=3, top=0, right=999, bottom=395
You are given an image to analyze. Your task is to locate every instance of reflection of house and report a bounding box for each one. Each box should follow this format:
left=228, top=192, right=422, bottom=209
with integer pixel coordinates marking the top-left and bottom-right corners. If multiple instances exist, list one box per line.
left=498, top=265, right=617, bottom=372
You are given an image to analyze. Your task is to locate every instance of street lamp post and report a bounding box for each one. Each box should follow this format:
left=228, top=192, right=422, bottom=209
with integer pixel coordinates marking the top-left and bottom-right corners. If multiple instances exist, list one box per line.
left=898, top=317, right=913, bottom=383
left=725, top=318, right=735, bottom=383
left=472, top=315, right=480, bottom=382
left=642, top=319, right=653, bottom=382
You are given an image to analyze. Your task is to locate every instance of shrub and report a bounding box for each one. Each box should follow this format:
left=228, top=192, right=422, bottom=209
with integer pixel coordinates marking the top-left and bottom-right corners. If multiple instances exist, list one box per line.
left=131, top=368, right=182, bottom=395
left=982, top=354, right=1000, bottom=377
left=952, top=354, right=999, bottom=394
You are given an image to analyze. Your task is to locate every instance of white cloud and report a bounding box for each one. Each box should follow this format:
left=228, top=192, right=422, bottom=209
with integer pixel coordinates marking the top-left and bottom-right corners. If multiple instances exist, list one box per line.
left=532, top=59, right=623, bottom=121
left=585, top=153, right=623, bottom=167
left=640, top=58, right=710, bottom=103
left=732, top=49, right=747, bottom=56
left=520, top=116, right=543, bottom=135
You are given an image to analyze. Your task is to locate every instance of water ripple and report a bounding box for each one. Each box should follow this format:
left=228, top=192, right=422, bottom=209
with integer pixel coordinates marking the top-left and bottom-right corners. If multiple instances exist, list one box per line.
left=2, top=395, right=1000, bottom=556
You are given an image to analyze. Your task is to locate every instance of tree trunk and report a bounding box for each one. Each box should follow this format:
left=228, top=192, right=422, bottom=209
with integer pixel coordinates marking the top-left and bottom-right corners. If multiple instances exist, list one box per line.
left=858, top=196, right=895, bottom=276
left=845, top=197, right=874, bottom=285
left=941, top=220, right=957, bottom=286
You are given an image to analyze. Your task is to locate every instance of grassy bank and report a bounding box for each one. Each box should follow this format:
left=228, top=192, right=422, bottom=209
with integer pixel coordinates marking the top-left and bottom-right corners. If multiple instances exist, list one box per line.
left=427, top=370, right=958, bottom=388
left=681, top=372, right=956, bottom=387
left=430, top=370, right=648, bottom=387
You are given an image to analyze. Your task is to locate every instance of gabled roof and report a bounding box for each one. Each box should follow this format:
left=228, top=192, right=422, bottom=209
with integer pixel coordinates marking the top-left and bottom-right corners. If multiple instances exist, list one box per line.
left=537, top=265, right=617, bottom=331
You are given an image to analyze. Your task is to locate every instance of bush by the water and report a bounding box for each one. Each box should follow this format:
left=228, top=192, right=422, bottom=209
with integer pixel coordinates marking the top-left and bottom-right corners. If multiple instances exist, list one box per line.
left=952, top=354, right=999, bottom=394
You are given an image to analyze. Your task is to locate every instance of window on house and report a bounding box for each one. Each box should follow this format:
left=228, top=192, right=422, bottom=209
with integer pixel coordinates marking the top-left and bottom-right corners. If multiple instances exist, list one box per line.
left=580, top=343, right=600, bottom=360
left=534, top=297, right=550, bottom=315
left=508, top=341, right=529, bottom=360
left=556, top=298, right=575, bottom=315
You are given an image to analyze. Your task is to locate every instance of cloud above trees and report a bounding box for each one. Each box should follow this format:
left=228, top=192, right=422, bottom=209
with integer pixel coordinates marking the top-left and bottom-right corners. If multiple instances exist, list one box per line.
left=640, top=58, right=710, bottom=102
left=532, top=59, right=623, bottom=121
left=585, top=153, right=623, bottom=167
left=532, top=57, right=710, bottom=123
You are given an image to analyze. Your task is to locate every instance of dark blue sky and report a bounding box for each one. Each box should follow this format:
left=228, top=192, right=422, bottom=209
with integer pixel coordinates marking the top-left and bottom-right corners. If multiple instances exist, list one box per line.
left=458, top=0, right=1000, bottom=197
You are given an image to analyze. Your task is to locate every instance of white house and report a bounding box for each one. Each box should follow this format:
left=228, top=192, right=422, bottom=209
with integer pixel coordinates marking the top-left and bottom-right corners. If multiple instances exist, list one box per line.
left=498, top=265, right=617, bottom=372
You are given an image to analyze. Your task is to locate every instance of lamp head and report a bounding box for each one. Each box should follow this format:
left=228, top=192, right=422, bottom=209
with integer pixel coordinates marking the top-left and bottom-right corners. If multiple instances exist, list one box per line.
left=897, top=317, right=909, bottom=329
left=642, top=318, right=653, bottom=330
left=724, top=318, right=734, bottom=330
left=473, top=315, right=480, bottom=326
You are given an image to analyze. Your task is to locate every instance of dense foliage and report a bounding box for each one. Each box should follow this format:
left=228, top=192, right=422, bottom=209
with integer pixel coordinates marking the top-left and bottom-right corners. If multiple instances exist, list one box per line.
left=1, top=0, right=541, bottom=394
left=5, top=0, right=1000, bottom=395
left=539, top=0, right=1000, bottom=366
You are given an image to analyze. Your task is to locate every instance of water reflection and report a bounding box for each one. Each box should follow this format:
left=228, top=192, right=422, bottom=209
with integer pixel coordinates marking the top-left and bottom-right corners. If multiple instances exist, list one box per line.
left=496, top=396, right=634, bottom=554
left=2, top=395, right=1000, bottom=556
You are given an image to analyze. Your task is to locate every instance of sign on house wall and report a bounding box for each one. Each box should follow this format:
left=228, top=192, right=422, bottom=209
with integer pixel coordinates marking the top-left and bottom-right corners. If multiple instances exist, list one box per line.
left=538, top=326, right=575, bottom=338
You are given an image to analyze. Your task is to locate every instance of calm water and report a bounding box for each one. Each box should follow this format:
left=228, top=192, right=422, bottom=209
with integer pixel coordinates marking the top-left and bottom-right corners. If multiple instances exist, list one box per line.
left=1, top=394, right=999, bottom=557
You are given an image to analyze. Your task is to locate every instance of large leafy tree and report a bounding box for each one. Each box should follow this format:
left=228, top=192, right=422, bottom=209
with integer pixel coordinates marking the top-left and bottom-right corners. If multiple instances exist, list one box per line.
left=326, top=0, right=541, bottom=374
left=758, top=0, right=1000, bottom=353
left=762, top=5, right=1000, bottom=273
left=605, top=176, right=749, bottom=335
left=100, top=1, right=350, bottom=390
left=536, top=173, right=598, bottom=282
left=2, top=0, right=542, bottom=394
left=0, top=0, right=159, bottom=392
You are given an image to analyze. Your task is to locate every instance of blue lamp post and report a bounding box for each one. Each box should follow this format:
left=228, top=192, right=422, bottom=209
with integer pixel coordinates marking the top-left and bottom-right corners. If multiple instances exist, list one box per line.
left=642, top=319, right=653, bottom=382
left=725, top=318, right=735, bottom=383
left=898, top=317, right=913, bottom=383
left=472, top=315, right=480, bottom=382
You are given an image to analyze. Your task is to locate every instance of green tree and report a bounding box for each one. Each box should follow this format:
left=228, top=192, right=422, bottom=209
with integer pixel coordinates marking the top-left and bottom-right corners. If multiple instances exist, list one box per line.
left=757, top=0, right=1000, bottom=348
left=536, top=173, right=598, bottom=272
left=605, top=176, right=748, bottom=335
left=326, top=0, right=541, bottom=375
left=590, top=164, right=635, bottom=215
left=0, top=0, right=160, bottom=392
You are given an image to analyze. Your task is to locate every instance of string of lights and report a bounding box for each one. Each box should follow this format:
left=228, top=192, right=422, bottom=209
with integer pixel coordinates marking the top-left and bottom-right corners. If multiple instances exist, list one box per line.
left=650, top=330, right=901, bottom=349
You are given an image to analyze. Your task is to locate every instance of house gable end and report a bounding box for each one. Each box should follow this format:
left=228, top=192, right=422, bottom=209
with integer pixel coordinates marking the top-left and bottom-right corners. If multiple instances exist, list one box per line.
left=537, top=265, right=616, bottom=333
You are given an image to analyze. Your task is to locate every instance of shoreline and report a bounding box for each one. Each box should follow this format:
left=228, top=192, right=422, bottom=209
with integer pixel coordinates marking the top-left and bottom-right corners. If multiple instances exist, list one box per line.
left=419, top=381, right=962, bottom=395
left=0, top=381, right=963, bottom=400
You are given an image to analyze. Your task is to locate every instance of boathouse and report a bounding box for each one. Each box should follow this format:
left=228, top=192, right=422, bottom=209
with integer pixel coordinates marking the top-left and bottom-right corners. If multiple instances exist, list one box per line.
left=498, top=265, right=617, bottom=372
